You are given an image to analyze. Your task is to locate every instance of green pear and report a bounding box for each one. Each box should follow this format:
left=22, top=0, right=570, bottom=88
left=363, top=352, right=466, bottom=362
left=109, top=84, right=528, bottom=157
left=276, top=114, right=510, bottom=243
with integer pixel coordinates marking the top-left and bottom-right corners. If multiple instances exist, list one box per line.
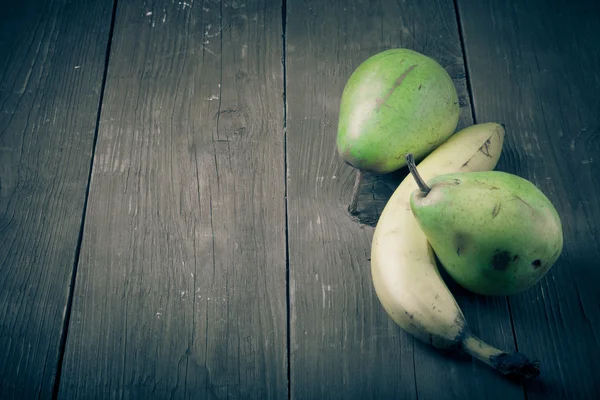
left=405, top=154, right=563, bottom=296
left=337, top=49, right=459, bottom=174
left=336, top=48, right=459, bottom=213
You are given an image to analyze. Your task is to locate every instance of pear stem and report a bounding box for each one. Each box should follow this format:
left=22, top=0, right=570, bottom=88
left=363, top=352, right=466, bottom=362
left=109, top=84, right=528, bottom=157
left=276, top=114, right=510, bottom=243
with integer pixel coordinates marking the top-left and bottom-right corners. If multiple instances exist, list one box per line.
left=347, top=169, right=363, bottom=215
left=405, top=153, right=431, bottom=195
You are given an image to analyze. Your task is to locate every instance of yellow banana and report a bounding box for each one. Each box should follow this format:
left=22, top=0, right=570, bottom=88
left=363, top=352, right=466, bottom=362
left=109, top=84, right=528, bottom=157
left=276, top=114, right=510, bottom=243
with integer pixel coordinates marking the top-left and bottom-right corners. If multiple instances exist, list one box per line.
left=371, top=122, right=540, bottom=378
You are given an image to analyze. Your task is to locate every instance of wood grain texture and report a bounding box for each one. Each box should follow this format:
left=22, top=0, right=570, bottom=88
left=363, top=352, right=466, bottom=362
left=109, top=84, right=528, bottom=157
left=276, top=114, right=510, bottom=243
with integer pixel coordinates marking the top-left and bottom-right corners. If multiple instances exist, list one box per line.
left=457, top=0, right=600, bottom=398
left=57, top=0, right=287, bottom=398
left=0, top=0, right=113, bottom=398
left=285, top=0, right=523, bottom=398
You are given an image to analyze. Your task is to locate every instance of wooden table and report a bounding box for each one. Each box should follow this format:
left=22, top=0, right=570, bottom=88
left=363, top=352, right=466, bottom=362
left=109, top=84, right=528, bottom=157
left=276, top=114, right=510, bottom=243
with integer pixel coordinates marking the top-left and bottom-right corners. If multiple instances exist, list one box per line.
left=1, top=0, right=599, bottom=398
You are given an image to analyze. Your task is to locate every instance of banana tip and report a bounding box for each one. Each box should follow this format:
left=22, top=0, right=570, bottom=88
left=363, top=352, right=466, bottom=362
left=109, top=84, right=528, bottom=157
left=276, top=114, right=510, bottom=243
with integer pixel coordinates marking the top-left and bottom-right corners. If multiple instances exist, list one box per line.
left=490, top=352, right=541, bottom=379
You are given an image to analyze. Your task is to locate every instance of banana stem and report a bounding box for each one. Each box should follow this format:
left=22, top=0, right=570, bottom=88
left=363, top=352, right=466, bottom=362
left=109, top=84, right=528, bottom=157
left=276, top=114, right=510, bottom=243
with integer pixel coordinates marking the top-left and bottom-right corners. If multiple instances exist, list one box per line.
left=461, top=334, right=540, bottom=379
left=405, top=153, right=431, bottom=195
left=348, top=169, right=363, bottom=215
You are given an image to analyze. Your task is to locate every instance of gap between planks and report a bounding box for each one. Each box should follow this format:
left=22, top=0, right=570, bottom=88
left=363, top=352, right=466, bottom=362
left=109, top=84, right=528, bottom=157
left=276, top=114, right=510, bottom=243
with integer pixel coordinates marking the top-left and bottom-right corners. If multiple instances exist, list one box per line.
left=51, top=1, right=120, bottom=398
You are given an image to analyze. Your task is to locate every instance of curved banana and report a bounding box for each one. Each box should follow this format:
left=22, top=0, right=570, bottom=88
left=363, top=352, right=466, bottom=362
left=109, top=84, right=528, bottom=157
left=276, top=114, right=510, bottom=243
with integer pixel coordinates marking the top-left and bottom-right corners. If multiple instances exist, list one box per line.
left=371, top=122, right=540, bottom=378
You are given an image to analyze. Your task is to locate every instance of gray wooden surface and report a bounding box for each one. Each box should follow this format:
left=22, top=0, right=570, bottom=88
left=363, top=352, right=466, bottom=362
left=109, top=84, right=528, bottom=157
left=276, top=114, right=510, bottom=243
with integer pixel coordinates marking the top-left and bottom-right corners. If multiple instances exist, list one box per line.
left=56, top=0, right=287, bottom=398
left=0, top=0, right=113, bottom=398
left=1, top=0, right=598, bottom=399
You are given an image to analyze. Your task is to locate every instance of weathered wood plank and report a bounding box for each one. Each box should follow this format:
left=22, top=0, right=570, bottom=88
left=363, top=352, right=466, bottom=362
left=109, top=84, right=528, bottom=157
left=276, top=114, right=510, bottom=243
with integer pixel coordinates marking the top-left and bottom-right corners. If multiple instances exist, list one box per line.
left=0, top=0, right=113, bottom=397
left=457, top=0, right=600, bottom=398
left=58, top=0, right=287, bottom=398
left=285, top=0, right=524, bottom=398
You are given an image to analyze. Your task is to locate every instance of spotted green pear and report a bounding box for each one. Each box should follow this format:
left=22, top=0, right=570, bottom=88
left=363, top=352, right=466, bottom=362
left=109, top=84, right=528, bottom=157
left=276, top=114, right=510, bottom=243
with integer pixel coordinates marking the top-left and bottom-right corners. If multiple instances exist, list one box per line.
left=407, top=165, right=563, bottom=296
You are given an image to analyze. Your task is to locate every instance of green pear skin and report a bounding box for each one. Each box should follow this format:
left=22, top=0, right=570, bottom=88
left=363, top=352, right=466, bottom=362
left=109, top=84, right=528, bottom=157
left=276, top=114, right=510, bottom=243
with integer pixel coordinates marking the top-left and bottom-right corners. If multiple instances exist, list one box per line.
left=409, top=171, right=563, bottom=296
left=336, top=48, right=459, bottom=174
